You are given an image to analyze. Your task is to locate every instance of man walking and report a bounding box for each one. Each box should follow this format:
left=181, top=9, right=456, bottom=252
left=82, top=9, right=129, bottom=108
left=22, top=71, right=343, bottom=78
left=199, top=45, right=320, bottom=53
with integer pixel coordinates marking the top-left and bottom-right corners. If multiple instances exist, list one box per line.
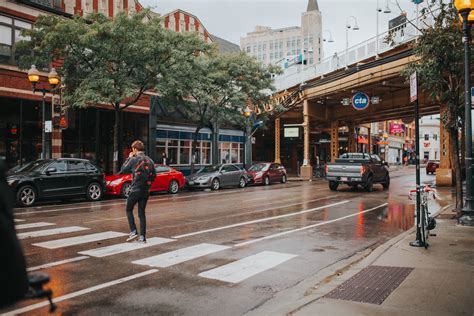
left=120, top=140, right=156, bottom=243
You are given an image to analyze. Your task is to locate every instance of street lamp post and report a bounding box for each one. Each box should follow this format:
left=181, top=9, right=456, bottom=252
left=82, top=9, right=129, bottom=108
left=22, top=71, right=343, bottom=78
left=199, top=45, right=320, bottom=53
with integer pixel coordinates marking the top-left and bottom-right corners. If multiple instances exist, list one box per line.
left=243, top=105, right=253, bottom=169
left=27, top=65, right=60, bottom=160
left=345, top=16, right=360, bottom=68
left=323, top=30, right=334, bottom=43
left=376, top=0, right=391, bottom=57
left=455, top=0, right=474, bottom=225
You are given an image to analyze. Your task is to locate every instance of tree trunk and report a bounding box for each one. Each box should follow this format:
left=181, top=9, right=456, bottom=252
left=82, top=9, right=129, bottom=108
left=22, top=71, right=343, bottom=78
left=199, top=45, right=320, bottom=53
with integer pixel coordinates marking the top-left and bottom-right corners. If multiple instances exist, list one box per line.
left=113, top=106, right=120, bottom=174
left=190, top=125, right=202, bottom=175
left=449, top=127, right=463, bottom=214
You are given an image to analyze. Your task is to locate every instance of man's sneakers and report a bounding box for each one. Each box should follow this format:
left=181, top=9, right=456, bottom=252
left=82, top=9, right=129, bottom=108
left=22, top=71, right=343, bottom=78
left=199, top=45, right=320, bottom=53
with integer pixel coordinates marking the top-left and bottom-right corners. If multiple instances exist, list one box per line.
left=126, top=231, right=138, bottom=242
left=138, top=235, right=147, bottom=244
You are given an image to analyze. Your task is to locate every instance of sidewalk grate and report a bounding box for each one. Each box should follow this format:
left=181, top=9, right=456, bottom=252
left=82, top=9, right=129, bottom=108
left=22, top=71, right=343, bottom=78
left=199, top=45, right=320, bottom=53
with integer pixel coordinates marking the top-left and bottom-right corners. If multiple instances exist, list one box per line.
left=324, top=265, right=413, bottom=305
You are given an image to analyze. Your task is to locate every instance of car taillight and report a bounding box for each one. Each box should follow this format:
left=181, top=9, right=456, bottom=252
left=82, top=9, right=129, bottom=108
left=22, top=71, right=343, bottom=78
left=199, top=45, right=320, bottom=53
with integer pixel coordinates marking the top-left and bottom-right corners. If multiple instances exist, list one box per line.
left=325, top=165, right=329, bottom=173
left=360, top=166, right=365, bottom=174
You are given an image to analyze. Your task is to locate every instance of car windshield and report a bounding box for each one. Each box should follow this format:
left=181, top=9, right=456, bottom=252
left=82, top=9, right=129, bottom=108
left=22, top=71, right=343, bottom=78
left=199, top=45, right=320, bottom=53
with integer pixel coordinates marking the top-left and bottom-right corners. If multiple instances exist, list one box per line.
left=198, top=165, right=221, bottom=173
left=9, top=160, right=51, bottom=173
left=248, top=163, right=269, bottom=171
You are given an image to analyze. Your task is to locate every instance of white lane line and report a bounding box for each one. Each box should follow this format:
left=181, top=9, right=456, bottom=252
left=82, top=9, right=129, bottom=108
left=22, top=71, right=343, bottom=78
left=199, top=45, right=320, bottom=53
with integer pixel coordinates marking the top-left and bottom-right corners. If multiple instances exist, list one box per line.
left=14, top=218, right=25, bottom=222
left=33, top=231, right=127, bottom=249
left=132, top=243, right=230, bottom=268
left=79, top=237, right=175, bottom=258
left=27, top=256, right=90, bottom=272
left=2, top=269, right=158, bottom=316
left=199, top=251, right=297, bottom=284
left=173, top=200, right=349, bottom=239
left=235, top=203, right=389, bottom=247
left=16, top=222, right=55, bottom=230
left=18, top=226, right=89, bottom=240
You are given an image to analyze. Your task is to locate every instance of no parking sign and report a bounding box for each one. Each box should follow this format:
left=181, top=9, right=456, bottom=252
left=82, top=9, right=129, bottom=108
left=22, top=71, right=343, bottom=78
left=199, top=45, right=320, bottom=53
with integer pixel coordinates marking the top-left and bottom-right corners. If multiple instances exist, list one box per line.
left=351, top=92, right=370, bottom=111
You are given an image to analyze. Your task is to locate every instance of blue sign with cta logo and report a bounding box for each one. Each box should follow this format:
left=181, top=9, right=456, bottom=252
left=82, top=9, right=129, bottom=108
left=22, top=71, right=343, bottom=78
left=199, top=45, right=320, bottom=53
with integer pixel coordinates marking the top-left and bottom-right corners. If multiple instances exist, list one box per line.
left=351, top=92, right=370, bottom=111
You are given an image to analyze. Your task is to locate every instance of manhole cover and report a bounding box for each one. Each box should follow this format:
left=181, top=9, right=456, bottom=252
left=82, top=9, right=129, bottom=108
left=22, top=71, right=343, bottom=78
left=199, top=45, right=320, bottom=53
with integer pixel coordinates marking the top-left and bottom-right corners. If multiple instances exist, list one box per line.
left=325, top=265, right=413, bottom=305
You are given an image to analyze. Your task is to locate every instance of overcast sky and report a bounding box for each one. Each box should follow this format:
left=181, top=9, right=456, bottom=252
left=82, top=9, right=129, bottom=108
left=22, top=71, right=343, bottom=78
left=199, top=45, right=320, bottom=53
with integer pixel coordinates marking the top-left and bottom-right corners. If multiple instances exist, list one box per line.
left=139, top=0, right=430, bottom=57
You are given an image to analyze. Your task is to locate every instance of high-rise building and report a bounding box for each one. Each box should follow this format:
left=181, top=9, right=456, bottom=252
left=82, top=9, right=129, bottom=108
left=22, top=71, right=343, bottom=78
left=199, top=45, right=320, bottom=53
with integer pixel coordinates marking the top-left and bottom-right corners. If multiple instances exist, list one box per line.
left=240, top=0, right=322, bottom=65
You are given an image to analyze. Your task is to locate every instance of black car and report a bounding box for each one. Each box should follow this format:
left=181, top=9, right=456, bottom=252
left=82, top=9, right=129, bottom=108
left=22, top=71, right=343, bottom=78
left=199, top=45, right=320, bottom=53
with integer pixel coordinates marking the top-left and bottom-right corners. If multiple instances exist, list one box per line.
left=7, top=158, right=106, bottom=207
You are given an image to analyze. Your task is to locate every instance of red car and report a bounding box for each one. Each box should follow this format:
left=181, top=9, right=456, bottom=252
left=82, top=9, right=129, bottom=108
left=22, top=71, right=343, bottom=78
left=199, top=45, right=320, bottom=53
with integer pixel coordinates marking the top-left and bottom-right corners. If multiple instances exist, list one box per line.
left=105, top=165, right=185, bottom=197
left=426, top=161, right=440, bottom=175
left=247, top=162, right=287, bottom=185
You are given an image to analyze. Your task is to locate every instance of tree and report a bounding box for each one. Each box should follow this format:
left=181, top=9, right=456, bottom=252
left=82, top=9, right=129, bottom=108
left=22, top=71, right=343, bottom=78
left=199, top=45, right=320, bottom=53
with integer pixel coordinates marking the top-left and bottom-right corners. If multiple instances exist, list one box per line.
left=400, top=1, right=465, bottom=212
left=18, top=11, right=211, bottom=172
left=160, top=52, right=281, bottom=173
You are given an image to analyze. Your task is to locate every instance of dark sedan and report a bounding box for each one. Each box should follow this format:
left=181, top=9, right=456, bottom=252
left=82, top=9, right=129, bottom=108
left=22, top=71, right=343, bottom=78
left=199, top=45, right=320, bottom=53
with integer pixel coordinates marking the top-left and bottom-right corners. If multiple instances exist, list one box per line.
left=7, top=158, right=106, bottom=207
left=186, top=164, right=248, bottom=190
left=426, top=161, right=440, bottom=175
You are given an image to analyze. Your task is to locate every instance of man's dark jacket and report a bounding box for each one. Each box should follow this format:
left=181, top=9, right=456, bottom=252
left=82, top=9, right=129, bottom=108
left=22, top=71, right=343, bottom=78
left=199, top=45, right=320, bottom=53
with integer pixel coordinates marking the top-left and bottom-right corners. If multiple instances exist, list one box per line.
left=120, top=152, right=156, bottom=193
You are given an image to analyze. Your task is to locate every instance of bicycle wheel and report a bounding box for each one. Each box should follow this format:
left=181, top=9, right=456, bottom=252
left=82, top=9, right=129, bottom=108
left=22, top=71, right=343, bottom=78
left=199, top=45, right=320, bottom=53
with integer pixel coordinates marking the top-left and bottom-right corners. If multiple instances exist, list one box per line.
left=420, top=204, right=427, bottom=249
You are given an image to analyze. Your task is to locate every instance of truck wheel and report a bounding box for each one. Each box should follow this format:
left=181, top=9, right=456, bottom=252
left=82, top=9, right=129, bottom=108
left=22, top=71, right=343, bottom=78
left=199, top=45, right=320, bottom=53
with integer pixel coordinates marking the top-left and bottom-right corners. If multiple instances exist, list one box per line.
left=364, top=176, right=374, bottom=192
left=382, top=175, right=390, bottom=190
left=329, top=181, right=339, bottom=191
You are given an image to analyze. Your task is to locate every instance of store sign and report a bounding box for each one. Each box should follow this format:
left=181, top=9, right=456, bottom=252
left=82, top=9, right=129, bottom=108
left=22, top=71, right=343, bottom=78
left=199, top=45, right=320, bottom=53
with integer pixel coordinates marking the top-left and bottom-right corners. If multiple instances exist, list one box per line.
left=424, top=142, right=430, bottom=148
left=284, top=127, right=299, bottom=138
left=351, top=92, right=370, bottom=111
left=410, top=72, right=417, bottom=102
left=389, top=123, right=404, bottom=134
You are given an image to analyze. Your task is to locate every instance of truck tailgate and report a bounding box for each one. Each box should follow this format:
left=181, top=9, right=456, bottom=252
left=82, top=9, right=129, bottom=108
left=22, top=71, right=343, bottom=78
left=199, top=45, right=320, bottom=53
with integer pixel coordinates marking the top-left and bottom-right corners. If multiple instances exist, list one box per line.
left=326, top=164, right=363, bottom=178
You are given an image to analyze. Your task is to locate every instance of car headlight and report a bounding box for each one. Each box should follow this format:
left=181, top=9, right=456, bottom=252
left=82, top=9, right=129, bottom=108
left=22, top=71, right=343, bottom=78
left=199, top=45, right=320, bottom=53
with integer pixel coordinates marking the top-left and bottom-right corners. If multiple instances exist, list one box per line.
left=255, top=172, right=263, bottom=179
left=197, top=176, right=210, bottom=181
left=7, top=179, right=17, bottom=186
left=109, top=179, right=122, bottom=186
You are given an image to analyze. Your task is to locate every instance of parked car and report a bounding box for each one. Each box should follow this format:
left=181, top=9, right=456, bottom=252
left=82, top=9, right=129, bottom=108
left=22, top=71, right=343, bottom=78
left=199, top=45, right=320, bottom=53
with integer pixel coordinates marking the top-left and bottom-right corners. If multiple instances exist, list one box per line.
left=246, top=162, right=287, bottom=185
left=106, top=164, right=185, bottom=197
left=186, top=164, right=248, bottom=190
left=325, top=153, right=390, bottom=192
left=6, top=158, right=106, bottom=207
left=426, top=161, right=440, bottom=175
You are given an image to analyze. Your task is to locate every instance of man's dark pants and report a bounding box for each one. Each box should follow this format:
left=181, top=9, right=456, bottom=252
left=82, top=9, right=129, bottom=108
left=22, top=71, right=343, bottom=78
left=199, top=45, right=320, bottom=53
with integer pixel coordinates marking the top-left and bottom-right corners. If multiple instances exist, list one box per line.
left=126, top=190, right=149, bottom=236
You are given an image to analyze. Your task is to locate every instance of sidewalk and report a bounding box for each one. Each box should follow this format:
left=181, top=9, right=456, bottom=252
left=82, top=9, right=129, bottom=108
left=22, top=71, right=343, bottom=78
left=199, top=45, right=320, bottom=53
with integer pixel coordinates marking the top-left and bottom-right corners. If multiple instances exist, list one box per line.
left=282, top=205, right=474, bottom=315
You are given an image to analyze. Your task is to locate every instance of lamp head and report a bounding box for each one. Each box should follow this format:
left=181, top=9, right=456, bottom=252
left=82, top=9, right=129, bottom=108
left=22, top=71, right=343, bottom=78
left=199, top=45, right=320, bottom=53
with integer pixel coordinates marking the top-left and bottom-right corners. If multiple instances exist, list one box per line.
left=48, top=67, right=60, bottom=88
left=454, top=0, right=474, bottom=12
left=243, top=106, right=252, bottom=118
left=27, top=65, right=40, bottom=83
left=383, top=6, right=391, bottom=14
left=353, top=23, right=360, bottom=31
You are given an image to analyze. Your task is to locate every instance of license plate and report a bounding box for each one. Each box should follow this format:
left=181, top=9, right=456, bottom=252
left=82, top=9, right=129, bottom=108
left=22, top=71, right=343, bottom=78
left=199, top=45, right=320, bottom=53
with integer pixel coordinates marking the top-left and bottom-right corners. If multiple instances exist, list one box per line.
left=340, top=177, right=348, bottom=181
left=188, top=181, right=194, bottom=185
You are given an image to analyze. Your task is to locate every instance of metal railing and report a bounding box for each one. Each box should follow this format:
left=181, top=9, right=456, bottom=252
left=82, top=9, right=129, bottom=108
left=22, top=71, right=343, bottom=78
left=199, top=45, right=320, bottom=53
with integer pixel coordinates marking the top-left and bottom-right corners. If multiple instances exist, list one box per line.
left=273, top=9, right=438, bottom=91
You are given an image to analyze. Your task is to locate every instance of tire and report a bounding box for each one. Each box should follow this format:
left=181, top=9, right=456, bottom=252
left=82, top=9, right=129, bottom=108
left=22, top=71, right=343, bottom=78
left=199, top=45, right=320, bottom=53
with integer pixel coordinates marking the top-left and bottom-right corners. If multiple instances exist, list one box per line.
left=420, top=205, right=428, bottom=249
left=264, top=176, right=270, bottom=186
left=86, top=182, right=103, bottom=201
left=211, top=178, right=220, bottom=191
left=281, top=174, right=287, bottom=183
left=238, top=177, right=246, bottom=188
left=329, top=181, right=339, bottom=191
left=168, top=180, right=179, bottom=194
left=17, top=185, right=37, bottom=207
left=121, top=181, right=131, bottom=198
left=364, top=176, right=373, bottom=192
left=382, top=174, right=390, bottom=190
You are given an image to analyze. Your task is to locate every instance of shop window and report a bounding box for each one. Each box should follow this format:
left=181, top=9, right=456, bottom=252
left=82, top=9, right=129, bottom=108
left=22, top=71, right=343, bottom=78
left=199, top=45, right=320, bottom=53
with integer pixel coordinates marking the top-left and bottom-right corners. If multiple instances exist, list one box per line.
left=0, top=14, right=32, bottom=65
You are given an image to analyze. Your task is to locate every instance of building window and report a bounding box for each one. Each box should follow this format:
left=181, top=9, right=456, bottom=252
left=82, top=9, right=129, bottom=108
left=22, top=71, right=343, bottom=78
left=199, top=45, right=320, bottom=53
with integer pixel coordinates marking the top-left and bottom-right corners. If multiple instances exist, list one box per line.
left=270, top=43, right=273, bottom=50
left=246, top=46, right=251, bottom=53
left=0, top=15, right=32, bottom=65
left=262, top=43, right=266, bottom=51
left=433, top=134, right=438, bottom=141
left=424, top=134, right=429, bottom=140
left=156, top=136, right=212, bottom=166
left=287, top=40, right=291, bottom=48
left=220, top=142, right=243, bottom=164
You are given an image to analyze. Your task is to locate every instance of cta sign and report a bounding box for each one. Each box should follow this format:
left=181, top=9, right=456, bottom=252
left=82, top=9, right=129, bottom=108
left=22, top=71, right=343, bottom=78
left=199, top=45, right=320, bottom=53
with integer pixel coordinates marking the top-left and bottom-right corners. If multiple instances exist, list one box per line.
left=351, top=92, right=370, bottom=111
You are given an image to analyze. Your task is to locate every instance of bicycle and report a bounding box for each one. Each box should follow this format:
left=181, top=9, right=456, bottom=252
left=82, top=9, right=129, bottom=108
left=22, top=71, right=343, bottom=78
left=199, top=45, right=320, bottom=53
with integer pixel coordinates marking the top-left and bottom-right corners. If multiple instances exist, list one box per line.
left=409, top=185, right=437, bottom=249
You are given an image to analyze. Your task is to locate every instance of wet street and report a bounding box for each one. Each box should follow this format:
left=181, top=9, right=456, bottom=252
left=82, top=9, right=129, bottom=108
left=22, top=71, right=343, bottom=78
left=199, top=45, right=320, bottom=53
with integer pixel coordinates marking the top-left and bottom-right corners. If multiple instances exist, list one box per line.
left=3, top=167, right=446, bottom=315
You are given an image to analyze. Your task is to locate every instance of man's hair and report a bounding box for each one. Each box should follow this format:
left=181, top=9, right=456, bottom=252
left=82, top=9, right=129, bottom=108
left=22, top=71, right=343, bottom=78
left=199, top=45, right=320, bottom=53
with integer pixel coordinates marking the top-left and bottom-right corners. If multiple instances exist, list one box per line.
left=131, top=140, right=145, bottom=151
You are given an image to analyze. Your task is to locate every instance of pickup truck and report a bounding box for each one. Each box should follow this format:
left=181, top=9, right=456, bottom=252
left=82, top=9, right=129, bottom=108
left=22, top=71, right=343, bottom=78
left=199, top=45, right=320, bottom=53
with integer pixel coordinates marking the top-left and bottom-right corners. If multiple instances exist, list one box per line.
left=325, top=153, right=390, bottom=192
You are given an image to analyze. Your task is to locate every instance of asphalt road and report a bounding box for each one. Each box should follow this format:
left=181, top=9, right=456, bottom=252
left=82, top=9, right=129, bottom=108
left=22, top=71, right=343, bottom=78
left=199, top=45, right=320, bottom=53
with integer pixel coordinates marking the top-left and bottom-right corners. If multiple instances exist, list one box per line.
left=2, top=167, right=445, bottom=315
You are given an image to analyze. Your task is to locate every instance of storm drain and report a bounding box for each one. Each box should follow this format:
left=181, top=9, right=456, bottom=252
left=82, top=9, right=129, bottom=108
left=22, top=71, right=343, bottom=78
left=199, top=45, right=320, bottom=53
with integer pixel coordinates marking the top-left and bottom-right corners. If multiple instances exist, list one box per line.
left=324, top=265, right=414, bottom=305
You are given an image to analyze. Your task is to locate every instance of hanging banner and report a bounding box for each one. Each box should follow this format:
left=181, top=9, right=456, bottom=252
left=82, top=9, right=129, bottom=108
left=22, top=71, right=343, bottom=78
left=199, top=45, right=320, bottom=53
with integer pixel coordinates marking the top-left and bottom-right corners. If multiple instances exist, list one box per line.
left=410, top=72, right=417, bottom=102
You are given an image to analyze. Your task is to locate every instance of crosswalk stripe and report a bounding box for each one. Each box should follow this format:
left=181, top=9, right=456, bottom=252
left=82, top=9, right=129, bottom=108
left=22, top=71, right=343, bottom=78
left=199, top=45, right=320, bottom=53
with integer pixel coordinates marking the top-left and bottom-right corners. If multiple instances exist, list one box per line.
left=18, top=226, right=89, bottom=240
left=132, top=243, right=230, bottom=268
left=27, top=256, right=90, bottom=272
left=33, top=231, right=128, bottom=249
left=14, top=218, right=25, bottom=222
left=2, top=269, right=159, bottom=316
left=16, top=222, right=55, bottom=230
left=199, top=251, right=297, bottom=283
left=78, top=237, right=176, bottom=258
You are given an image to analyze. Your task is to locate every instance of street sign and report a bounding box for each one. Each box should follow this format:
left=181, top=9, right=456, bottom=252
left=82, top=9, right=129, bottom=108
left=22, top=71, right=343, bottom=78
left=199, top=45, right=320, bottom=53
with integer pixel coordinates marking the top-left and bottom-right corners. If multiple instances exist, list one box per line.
left=412, top=0, right=423, bottom=4
left=44, top=120, right=52, bottom=133
left=410, top=72, right=417, bottom=102
left=351, top=92, right=370, bottom=111
left=341, top=98, right=351, bottom=106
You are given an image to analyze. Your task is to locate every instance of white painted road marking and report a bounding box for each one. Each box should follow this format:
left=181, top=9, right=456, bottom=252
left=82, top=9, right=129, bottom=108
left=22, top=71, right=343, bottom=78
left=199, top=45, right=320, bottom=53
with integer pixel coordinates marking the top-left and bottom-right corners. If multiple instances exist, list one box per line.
left=133, top=243, right=230, bottom=268
left=16, top=222, right=55, bottom=230
left=199, top=251, right=297, bottom=283
left=18, top=226, right=89, bottom=240
left=173, top=200, right=349, bottom=239
left=2, top=269, right=159, bottom=316
left=235, top=203, right=389, bottom=247
left=14, top=218, right=25, bottom=222
left=27, top=256, right=90, bottom=272
left=33, top=231, right=128, bottom=249
left=79, top=237, right=176, bottom=258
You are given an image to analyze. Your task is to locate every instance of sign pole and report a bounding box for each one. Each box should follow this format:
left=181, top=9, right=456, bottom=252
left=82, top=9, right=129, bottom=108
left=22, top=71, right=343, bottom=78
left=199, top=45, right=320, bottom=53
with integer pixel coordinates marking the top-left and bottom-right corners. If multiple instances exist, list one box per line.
left=410, top=71, right=423, bottom=247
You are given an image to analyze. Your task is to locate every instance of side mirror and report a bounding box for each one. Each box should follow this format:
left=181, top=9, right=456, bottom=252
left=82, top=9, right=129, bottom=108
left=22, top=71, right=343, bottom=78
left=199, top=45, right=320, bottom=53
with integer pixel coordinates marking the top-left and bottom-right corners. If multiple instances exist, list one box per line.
left=45, top=167, right=57, bottom=175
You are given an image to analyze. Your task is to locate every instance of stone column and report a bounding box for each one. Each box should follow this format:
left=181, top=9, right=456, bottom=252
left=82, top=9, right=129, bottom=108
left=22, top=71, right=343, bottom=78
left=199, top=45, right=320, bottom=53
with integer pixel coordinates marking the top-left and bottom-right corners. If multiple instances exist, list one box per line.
left=347, top=122, right=356, bottom=152
left=367, top=127, right=372, bottom=154
left=330, top=121, right=339, bottom=162
left=274, top=118, right=281, bottom=164
left=300, top=99, right=312, bottom=179
left=436, top=106, right=454, bottom=186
